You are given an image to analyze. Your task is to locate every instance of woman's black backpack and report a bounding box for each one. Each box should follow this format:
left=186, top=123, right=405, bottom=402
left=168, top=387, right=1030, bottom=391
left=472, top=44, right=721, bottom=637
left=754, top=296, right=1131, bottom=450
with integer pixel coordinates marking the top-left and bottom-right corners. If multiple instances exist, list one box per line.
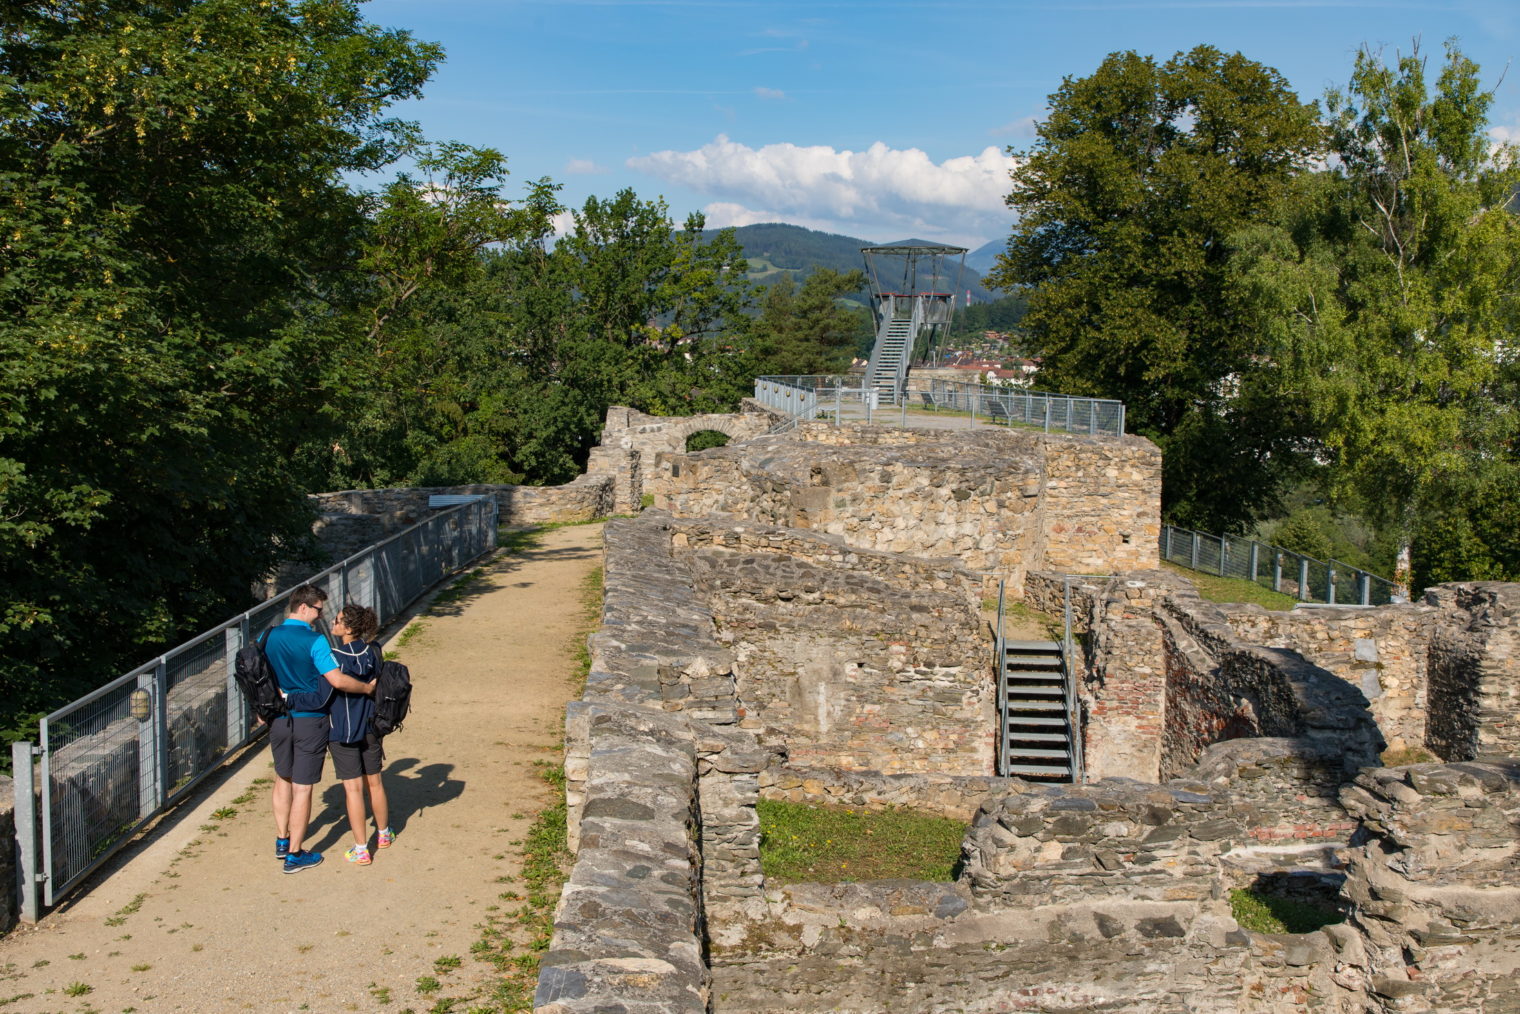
left=369, top=659, right=412, bottom=736
left=233, top=629, right=287, bottom=723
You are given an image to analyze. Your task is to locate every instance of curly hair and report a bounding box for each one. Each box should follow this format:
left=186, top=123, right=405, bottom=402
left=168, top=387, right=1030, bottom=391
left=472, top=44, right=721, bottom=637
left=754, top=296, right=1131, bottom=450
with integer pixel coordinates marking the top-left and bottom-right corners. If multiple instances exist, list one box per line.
left=337, top=603, right=379, bottom=642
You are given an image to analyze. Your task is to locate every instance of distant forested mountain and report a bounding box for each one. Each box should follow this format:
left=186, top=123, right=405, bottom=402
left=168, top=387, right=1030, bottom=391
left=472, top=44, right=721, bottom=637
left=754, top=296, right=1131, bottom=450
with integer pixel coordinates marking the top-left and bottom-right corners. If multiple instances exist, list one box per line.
left=702, top=223, right=1001, bottom=302
left=966, top=239, right=1004, bottom=275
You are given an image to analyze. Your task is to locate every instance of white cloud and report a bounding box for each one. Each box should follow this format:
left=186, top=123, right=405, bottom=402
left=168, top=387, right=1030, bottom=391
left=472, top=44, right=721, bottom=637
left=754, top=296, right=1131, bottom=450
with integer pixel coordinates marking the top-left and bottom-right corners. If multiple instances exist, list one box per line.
left=753, top=86, right=787, bottom=100
left=564, top=158, right=610, bottom=175
left=628, top=135, right=1018, bottom=246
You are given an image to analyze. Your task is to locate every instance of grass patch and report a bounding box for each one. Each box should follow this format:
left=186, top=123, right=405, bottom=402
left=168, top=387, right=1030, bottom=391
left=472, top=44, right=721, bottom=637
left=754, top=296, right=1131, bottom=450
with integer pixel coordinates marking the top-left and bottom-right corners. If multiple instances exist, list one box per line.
left=467, top=761, right=572, bottom=1011
left=1161, top=562, right=1300, bottom=610
left=758, top=799, right=965, bottom=883
left=570, top=567, right=603, bottom=690
left=1229, top=888, right=1343, bottom=934
left=1380, top=746, right=1439, bottom=766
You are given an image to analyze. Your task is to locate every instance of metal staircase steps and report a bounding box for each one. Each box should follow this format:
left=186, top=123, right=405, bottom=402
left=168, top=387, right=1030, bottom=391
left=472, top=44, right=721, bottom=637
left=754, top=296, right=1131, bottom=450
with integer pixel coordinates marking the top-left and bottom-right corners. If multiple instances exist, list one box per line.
left=866, top=317, right=913, bottom=403
left=1000, top=639, right=1078, bottom=781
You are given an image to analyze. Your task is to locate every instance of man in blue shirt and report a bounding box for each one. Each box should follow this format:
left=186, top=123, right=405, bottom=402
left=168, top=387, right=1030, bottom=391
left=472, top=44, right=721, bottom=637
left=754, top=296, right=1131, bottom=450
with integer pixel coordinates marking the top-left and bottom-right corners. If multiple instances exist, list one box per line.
left=263, top=584, right=375, bottom=873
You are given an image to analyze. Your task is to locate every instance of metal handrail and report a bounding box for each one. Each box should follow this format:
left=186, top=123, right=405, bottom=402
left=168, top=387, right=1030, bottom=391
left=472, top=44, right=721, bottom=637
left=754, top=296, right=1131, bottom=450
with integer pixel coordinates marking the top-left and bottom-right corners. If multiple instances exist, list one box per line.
left=15, top=495, right=498, bottom=919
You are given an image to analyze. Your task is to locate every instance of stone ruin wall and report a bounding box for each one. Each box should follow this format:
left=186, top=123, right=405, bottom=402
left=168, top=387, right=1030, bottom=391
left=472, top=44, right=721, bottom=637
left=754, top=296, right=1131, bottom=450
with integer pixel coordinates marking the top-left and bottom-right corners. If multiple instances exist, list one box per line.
left=650, top=424, right=1161, bottom=593
left=535, top=414, right=1520, bottom=1013
left=1025, top=570, right=1520, bottom=778
left=541, top=501, right=1520, bottom=1014
left=674, top=521, right=993, bottom=775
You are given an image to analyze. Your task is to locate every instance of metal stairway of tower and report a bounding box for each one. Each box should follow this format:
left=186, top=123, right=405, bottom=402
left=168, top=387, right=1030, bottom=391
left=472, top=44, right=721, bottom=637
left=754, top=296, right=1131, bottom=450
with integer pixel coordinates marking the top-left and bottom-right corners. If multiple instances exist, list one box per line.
left=999, top=640, right=1078, bottom=780
left=865, top=316, right=913, bottom=403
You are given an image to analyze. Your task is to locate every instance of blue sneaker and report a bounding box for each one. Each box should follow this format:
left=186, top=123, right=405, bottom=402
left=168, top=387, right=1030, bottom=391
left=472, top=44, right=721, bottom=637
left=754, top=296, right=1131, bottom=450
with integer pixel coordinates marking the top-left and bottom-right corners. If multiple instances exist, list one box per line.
left=275, top=837, right=290, bottom=861
left=282, top=849, right=323, bottom=874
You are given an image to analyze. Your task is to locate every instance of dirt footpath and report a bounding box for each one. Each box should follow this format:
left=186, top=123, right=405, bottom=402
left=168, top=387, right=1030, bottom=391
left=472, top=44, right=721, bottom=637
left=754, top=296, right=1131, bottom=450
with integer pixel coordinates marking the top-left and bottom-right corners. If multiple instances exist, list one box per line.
left=0, top=523, right=603, bottom=1014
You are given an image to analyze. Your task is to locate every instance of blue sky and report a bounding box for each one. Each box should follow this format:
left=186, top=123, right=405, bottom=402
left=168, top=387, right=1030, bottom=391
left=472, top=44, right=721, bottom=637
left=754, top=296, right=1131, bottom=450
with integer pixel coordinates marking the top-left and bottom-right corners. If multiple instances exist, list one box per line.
left=366, top=0, right=1520, bottom=249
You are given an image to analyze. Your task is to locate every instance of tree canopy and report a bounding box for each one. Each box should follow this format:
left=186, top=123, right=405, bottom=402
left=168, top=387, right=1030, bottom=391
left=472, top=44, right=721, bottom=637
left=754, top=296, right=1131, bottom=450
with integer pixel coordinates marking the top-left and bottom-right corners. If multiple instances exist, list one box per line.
left=991, top=45, right=1323, bottom=530
left=0, top=0, right=441, bottom=728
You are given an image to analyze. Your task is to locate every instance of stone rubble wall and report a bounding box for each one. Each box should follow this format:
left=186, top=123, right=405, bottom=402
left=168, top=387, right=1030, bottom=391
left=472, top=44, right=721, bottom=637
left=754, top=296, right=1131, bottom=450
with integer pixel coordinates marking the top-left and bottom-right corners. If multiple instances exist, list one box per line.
left=760, top=765, right=1012, bottom=821
left=1424, top=583, right=1520, bottom=761
left=669, top=519, right=994, bottom=776
left=1218, top=602, right=1436, bottom=754
left=708, top=874, right=1333, bottom=1014
left=542, top=513, right=775, bottom=1013
left=1022, top=571, right=1384, bottom=783
left=650, top=425, right=1160, bottom=593
left=312, top=472, right=615, bottom=531
left=1334, top=761, right=1520, bottom=1012
left=592, top=404, right=779, bottom=513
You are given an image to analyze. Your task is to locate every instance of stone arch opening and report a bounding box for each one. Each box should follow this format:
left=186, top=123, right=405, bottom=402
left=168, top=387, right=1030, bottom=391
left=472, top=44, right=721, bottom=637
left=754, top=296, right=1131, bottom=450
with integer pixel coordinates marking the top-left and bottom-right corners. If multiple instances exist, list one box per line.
left=684, top=429, right=731, bottom=452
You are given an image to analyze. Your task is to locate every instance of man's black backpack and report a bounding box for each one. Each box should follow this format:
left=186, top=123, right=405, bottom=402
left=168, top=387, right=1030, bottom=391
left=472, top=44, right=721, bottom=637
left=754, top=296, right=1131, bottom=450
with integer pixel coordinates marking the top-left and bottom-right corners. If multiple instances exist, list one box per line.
left=369, top=659, right=412, bottom=736
left=234, top=629, right=286, bottom=723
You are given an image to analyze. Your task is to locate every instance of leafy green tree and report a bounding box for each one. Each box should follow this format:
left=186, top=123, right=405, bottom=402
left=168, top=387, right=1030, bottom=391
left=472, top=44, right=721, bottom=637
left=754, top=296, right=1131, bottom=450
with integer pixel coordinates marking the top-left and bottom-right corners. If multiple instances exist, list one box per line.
left=1233, top=41, right=1520, bottom=590
left=990, top=46, right=1322, bottom=529
left=0, top=0, right=439, bottom=728
left=751, top=268, right=870, bottom=375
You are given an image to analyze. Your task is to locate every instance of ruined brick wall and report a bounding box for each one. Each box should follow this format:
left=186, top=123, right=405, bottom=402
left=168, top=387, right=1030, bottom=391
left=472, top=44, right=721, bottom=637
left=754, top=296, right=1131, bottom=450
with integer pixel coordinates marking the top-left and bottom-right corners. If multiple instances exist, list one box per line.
left=1424, top=583, right=1520, bottom=761
left=671, top=518, right=995, bottom=776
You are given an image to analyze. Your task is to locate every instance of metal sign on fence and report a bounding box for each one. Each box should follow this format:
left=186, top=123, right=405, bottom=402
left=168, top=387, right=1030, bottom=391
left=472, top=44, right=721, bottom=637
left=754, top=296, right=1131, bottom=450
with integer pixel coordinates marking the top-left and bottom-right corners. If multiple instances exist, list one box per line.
left=13, top=495, right=497, bottom=919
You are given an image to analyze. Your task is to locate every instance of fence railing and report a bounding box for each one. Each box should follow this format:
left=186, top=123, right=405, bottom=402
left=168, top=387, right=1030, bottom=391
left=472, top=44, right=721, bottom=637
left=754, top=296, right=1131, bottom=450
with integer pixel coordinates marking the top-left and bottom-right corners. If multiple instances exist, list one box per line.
left=11, top=495, right=498, bottom=920
left=1160, top=524, right=1399, bottom=606
left=754, top=375, right=1127, bottom=438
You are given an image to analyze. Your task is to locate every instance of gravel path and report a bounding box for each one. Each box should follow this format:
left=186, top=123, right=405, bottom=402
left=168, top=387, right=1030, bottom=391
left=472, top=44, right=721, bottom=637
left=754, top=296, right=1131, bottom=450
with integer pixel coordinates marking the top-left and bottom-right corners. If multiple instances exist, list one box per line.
left=0, top=523, right=603, bottom=1013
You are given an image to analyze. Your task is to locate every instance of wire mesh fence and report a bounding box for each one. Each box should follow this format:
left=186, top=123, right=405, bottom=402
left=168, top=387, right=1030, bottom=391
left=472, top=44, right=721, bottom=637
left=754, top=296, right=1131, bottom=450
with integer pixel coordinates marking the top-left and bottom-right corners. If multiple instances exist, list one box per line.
left=1160, top=524, right=1398, bottom=606
left=754, top=375, right=1128, bottom=437
left=26, top=495, right=497, bottom=909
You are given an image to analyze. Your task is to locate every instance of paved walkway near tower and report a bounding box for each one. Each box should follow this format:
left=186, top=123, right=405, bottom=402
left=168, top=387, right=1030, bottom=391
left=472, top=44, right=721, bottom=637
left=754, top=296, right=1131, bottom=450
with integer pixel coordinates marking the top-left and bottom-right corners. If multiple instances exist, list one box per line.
left=0, top=523, right=604, bottom=1013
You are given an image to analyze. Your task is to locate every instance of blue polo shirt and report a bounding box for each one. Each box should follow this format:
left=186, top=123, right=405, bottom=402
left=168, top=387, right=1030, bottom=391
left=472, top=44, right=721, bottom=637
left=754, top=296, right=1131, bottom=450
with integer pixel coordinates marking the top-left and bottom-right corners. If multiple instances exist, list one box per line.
left=265, top=618, right=339, bottom=719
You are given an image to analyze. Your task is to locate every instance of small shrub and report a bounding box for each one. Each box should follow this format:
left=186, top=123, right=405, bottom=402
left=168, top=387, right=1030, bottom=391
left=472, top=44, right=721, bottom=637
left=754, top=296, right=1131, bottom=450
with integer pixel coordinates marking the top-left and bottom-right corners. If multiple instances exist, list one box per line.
left=64, top=982, right=92, bottom=996
left=1229, top=888, right=1342, bottom=934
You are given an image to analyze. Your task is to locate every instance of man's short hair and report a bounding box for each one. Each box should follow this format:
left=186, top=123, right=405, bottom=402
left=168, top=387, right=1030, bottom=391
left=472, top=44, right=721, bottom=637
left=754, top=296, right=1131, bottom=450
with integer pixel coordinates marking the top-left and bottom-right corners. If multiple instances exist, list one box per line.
left=288, top=584, right=329, bottom=612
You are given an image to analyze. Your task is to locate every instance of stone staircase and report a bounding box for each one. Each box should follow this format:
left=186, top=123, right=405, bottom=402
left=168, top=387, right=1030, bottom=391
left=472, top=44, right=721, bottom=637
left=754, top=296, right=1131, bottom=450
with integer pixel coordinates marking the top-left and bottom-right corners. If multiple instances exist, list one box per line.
left=1000, top=639, right=1077, bottom=780
left=865, top=317, right=912, bottom=403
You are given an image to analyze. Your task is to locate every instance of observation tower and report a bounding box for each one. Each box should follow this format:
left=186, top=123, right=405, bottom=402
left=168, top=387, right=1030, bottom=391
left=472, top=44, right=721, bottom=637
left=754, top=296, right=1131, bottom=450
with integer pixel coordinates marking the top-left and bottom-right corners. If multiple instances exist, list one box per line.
left=860, top=243, right=967, bottom=404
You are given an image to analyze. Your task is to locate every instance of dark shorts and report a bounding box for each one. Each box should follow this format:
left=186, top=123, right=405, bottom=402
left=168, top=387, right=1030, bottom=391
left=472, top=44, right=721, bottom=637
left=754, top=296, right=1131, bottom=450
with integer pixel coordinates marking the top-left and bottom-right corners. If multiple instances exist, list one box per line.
left=330, top=731, right=384, bottom=780
left=269, top=715, right=328, bottom=785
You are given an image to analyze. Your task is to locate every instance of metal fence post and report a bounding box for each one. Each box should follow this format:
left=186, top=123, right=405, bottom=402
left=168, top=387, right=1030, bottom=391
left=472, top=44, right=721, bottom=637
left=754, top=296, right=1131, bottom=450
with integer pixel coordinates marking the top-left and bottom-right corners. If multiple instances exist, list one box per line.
left=1360, top=572, right=1371, bottom=606
left=12, top=741, right=40, bottom=924
left=1219, top=537, right=1229, bottom=577
left=1088, top=399, right=1097, bottom=436
left=1191, top=531, right=1200, bottom=569
left=1298, top=558, right=1310, bottom=602
left=137, top=665, right=162, bottom=818
left=1162, top=525, right=1172, bottom=561
left=1328, top=566, right=1337, bottom=605
left=1248, top=542, right=1259, bottom=584
left=1273, top=553, right=1283, bottom=593
left=225, top=622, right=246, bottom=749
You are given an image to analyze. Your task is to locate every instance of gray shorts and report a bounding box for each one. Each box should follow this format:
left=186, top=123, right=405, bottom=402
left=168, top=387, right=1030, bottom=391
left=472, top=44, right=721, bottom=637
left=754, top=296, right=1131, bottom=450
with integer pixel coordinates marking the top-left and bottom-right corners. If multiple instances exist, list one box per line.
left=269, top=715, right=328, bottom=785
left=330, top=731, right=384, bottom=780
